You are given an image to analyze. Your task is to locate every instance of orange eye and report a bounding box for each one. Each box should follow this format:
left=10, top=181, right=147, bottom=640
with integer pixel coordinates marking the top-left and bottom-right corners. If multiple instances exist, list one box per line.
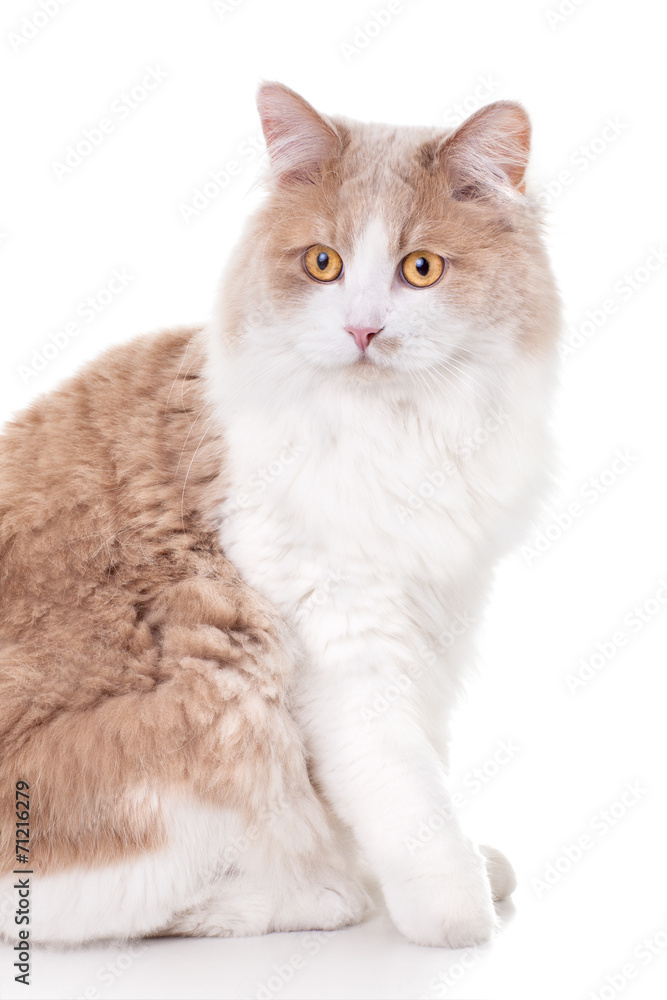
left=401, top=250, right=446, bottom=287
left=303, top=245, right=344, bottom=282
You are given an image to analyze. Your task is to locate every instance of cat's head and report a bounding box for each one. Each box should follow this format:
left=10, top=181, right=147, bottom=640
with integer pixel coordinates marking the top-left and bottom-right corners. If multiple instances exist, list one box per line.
left=216, top=82, right=560, bottom=394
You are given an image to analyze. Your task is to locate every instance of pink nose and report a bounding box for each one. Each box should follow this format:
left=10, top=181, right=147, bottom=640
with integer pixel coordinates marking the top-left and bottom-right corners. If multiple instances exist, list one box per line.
left=345, top=325, right=382, bottom=352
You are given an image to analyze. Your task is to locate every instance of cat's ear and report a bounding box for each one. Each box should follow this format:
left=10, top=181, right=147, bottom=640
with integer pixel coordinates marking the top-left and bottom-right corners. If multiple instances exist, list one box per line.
left=438, top=101, right=531, bottom=199
left=257, top=81, right=344, bottom=186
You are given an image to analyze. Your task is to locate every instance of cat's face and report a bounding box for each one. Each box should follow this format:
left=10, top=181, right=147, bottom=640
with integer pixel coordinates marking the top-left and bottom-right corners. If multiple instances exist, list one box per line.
left=218, top=83, right=560, bottom=390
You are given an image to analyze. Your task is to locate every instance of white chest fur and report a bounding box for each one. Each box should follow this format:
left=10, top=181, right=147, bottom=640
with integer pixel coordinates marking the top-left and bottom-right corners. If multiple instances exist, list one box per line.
left=212, top=366, right=547, bottom=666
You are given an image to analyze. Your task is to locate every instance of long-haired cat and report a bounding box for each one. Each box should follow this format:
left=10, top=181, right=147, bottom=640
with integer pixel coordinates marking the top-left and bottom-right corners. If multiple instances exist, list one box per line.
left=0, top=82, right=560, bottom=948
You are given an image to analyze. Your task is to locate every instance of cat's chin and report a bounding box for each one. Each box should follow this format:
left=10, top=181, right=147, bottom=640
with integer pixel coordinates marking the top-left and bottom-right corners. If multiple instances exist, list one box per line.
left=341, top=356, right=396, bottom=384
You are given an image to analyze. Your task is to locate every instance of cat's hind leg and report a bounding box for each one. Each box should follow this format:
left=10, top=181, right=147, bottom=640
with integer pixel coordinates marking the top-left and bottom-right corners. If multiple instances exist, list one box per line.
left=164, top=782, right=370, bottom=937
left=0, top=797, right=241, bottom=945
left=0, top=573, right=367, bottom=944
left=169, top=874, right=369, bottom=938
left=3, top=792, right=368, bottom=945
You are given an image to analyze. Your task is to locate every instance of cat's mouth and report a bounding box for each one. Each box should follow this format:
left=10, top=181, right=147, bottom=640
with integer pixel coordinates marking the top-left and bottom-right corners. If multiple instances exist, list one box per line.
left=345, top=353, right=396, bottom=382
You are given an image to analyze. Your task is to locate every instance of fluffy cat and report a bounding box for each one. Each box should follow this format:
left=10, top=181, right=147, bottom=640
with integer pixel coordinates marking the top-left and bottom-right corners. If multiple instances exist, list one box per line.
left=0, top=82, right=560, bottom=948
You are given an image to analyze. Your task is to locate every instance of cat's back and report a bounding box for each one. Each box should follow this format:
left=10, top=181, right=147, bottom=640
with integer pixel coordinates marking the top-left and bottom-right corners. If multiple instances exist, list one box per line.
left=0, top=325, right=206, bottom=514
left=0, top=324, right=223, bottom=679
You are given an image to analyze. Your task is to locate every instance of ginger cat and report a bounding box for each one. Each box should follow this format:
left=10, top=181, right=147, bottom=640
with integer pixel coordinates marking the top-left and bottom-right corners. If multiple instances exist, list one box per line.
left=0, top=82, right=559, bottom=947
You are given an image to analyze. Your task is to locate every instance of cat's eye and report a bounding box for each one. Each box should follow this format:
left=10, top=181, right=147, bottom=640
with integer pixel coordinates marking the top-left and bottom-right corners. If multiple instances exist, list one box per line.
left=303, top=244, right=344, bottom=283
left=400, top=250, right=446, bottom=288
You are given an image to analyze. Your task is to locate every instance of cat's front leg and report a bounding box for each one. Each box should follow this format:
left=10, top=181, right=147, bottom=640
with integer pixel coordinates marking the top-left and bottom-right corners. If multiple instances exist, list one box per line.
left=295, top=662, right=497, bottom=948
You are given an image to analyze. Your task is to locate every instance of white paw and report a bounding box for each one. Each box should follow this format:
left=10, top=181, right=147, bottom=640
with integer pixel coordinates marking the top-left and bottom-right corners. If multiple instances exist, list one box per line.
left=384, top=852, right=497, bottom=948
left=274, top=873, right=371, bottom=933
left=312, top=880, right=371, bottom=929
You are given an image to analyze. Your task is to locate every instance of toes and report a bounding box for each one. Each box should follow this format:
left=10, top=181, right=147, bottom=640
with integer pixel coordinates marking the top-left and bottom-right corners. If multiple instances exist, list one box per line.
left=316, top=882, right=370, bottom=928
left=384, top=864, right=497, bottom=948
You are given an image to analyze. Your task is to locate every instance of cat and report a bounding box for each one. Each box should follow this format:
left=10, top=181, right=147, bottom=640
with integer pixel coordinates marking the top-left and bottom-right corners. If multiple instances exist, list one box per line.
left=0, top=81, right=560, bottom=948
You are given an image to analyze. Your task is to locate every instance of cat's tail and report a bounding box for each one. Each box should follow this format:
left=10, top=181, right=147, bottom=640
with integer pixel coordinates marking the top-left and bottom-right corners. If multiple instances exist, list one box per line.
left=480, top=844, right=517, bottom=901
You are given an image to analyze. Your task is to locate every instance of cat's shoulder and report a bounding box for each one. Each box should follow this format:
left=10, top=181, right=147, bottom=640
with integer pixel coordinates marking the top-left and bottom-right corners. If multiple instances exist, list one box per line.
left=2, top=324, right=206, bottom=437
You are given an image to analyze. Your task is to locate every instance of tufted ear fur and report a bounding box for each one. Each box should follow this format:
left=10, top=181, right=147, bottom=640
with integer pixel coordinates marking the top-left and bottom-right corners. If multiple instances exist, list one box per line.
left=437, top=101, right=531, bottom=199
left=257, top=81, right=345, bottom=186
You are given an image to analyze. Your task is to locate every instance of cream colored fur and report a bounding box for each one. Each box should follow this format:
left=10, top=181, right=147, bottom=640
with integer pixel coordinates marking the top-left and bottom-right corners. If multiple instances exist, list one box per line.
left=0, top=82, right=559, bottom=947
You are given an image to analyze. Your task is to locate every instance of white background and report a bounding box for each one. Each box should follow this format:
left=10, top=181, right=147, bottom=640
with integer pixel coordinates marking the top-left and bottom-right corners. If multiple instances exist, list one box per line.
left=1, top=0, right=666, bottom=997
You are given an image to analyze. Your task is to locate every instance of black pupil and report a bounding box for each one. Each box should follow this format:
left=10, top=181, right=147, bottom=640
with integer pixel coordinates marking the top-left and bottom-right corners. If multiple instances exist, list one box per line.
left=317, top=252, right=329, bottom=270
left=415, top=256, right=429, bottom=276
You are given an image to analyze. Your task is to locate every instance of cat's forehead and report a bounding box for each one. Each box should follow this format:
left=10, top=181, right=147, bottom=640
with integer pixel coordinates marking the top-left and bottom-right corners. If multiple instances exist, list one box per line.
left=318, top=118, right=450, bottom=253
left=334, top=118, right=444, bottom=189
